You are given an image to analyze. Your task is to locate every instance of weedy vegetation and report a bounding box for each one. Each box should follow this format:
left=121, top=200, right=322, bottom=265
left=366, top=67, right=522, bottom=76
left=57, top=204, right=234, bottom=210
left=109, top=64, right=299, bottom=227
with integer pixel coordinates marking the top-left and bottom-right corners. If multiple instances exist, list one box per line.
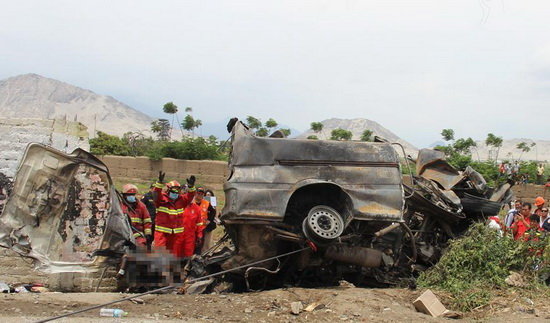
left=418, top=223, right=550, bottom=311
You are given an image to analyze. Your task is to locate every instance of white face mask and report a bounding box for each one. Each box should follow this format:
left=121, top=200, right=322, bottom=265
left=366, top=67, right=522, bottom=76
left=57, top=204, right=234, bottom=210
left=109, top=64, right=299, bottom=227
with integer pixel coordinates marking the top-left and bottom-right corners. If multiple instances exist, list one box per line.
left=126, top=195, right=136, bottom=203
left=169, top=192, right=179, bottom=200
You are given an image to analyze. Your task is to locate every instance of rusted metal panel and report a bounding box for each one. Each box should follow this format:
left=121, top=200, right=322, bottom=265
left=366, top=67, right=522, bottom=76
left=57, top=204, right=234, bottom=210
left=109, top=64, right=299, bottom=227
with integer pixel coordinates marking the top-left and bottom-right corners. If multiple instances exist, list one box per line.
left=0, top=144, right=132, bottom=273
left=415, top=149, right=464, bottom=190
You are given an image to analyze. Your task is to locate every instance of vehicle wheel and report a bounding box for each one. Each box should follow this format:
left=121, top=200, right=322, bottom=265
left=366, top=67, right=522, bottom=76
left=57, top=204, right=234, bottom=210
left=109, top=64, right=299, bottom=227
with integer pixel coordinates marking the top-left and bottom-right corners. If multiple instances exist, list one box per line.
left=302, top=205, right=344, bottom=244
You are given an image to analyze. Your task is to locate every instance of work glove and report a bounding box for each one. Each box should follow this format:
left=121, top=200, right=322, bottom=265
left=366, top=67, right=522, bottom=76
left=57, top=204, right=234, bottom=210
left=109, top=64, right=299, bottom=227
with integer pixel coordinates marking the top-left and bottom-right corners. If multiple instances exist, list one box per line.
left=186, top=175, right=196, bottom=188
left=158, top=171, right=166, bottom=183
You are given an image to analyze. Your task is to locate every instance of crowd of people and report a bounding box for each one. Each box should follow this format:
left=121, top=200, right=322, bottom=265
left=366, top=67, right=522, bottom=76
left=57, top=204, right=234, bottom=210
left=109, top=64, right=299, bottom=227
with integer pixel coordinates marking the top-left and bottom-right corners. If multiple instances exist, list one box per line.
left=498, top=161, right=547, bottom=185
left=119, top=171, right=218, bottom=258
left=489, top=196, right=549, bottom=240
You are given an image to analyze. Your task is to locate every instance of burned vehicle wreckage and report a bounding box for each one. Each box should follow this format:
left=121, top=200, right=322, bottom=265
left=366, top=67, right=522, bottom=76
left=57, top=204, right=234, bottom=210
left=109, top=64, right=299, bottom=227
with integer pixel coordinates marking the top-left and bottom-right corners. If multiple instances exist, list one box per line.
left=0, top=121, right=513, bottom=293
left=217, top=119, right=513, bottom=290
left=0, top=144, right=133, bottom=274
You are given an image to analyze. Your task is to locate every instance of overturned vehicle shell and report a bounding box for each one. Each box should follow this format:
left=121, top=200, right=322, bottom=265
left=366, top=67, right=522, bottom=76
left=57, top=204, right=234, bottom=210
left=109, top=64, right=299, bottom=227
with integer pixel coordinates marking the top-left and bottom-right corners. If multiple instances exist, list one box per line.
left=0, top=144, right=133, bottom=273
left=218, top=120, right=513, bottom=289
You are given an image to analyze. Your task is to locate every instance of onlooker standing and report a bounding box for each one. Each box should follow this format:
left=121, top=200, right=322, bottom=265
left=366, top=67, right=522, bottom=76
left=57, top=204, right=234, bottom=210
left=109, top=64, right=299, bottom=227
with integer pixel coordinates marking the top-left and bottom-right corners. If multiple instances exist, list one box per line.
left=539, top=207, right=550, bottom=231
left=512, top=161, right=520, bottom=176
left=504, top=200, right=522, bottom=231
left=511, top=202, right=532, bottom=240
left=505, top=163, right=512, bottom=177
left=541, top=208, right=550, bottom=232
left=202, top=189, right=218, bottom=253
left=537, top=164, right=545, bottom=185
left=534, top=197, right=546, bottom=219
left=498, top=163, right=506, bottom=176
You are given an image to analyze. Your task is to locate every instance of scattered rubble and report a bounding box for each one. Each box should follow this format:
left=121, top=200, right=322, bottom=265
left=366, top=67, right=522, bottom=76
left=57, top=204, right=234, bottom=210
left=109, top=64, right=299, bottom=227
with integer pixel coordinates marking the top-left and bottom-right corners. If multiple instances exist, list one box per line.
left=505, top=272, right=528, bottom=287
left=413, top=289, right=447, bottom=317
left=290, top=301, right=303, bottom=315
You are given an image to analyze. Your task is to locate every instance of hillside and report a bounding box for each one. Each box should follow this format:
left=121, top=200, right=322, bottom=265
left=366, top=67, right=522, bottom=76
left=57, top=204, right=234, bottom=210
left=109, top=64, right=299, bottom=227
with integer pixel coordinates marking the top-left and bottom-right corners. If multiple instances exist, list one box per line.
left=297, top=118, right=419, bottom=157
left=0, top=74, right=154, bottom=137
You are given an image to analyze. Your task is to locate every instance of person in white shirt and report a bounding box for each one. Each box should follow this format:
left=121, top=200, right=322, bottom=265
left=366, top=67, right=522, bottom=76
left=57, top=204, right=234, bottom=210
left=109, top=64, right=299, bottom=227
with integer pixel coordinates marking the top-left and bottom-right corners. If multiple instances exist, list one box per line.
left=504, top=200, right=522, bottom=231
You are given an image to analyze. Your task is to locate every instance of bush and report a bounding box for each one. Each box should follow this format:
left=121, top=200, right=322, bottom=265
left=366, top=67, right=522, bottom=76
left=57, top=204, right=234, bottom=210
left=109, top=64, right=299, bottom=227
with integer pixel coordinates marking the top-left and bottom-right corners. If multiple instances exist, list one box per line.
left=90, top=131, right=131, bottom=156
left=90, top=131, right=227, bottom=161
left=418, top=223, right=549, bottom=311
left=147, top=137, right=225, bottom=161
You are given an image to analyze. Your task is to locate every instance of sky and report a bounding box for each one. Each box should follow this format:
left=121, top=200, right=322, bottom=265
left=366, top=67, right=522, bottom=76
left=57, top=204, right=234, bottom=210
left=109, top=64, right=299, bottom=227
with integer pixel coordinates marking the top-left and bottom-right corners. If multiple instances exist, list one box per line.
left=1, top=1, right=549, bottom=147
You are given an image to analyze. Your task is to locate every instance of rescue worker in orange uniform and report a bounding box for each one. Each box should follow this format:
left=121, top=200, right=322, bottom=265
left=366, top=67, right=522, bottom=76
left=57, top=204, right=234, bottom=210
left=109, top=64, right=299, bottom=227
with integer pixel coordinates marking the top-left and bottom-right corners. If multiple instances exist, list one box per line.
left=181, top=199, right=203, bottom=257
left=152, top=171, right=196, bottom=257
left=121, top=184, right=152, bottom=247
left=193, top=187, right=216, bottom=254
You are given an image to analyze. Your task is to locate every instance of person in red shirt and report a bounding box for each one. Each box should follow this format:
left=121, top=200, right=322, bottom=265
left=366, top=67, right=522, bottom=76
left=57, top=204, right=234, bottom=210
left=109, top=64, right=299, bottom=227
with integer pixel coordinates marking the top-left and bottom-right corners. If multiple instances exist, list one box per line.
left=121, top=184, right=152, bottom=247
left=152, top=172, right=196, bottom=257
left=511, top=202, right=533, bottom=241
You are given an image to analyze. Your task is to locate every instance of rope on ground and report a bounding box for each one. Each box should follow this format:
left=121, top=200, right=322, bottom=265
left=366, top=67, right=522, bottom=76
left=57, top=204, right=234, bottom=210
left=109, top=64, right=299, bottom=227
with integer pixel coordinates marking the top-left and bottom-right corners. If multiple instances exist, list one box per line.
left=35, top=247, right=310, bottom=323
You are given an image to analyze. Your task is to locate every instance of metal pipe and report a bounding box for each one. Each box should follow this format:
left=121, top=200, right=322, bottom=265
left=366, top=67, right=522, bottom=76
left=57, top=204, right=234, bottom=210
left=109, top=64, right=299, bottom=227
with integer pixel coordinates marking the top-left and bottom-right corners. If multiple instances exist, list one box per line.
left=373, top=223, right=401, bottom=237
left=324, top=245, right=382, bottom=268
left=399, top=222, right=417, bottom=264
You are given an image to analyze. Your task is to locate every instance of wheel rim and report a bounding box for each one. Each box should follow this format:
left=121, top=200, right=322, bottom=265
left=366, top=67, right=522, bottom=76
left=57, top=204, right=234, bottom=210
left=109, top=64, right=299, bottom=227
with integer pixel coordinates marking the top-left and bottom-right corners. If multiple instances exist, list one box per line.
left=305, top=206, right=344, bottom=240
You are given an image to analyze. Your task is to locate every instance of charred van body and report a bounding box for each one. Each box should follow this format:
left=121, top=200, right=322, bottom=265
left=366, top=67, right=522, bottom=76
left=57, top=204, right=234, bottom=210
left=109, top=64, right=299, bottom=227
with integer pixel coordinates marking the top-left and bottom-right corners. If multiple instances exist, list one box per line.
left=219, top=120, right=513, bottom=289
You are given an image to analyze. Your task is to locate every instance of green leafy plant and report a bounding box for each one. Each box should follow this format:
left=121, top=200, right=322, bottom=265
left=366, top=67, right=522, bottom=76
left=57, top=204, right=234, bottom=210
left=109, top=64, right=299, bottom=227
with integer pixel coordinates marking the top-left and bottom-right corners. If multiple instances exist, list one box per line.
left=330, top=128, right=352, bottom=141
left=418, top=223, right=548, bottom=311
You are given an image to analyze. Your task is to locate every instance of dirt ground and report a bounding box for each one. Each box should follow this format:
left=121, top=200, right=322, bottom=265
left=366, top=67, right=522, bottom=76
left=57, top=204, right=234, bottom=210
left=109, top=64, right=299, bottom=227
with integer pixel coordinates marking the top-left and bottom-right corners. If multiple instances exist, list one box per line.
left=1, top=286, right=549, bottom=322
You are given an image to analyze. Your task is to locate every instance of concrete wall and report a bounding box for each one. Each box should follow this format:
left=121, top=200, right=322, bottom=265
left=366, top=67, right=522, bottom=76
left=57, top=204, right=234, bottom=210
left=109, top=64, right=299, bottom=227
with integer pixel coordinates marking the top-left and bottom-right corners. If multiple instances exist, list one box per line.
left=0, top=118, right=89, bottom=178
left=98, top=155, right=229, bottom=190
left=512, top=184, right=550, bottom=204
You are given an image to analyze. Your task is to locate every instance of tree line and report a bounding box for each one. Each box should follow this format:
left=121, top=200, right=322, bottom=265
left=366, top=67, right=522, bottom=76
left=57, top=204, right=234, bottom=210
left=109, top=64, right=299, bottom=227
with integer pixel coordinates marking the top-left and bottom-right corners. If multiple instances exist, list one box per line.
left=90, top=104, right=545, bottom=186
left=433, top=129, right=543, bottom=186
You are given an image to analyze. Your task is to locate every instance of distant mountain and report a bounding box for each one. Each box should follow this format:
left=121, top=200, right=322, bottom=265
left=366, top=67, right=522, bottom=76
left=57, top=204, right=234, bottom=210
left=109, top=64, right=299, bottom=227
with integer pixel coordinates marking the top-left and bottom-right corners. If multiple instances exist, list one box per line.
left=0, top=74, right=155, bottom=137
left=429, top=140, right=445, bottom=148
left=296, top=118, right=418, bottom=157
left=472, top=139, right=550, bottom=162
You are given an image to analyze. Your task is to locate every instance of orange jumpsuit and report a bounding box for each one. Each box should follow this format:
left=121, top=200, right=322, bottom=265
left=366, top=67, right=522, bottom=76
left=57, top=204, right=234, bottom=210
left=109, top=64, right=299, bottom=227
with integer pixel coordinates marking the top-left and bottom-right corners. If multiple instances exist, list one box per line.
left=181, top=202, right=203, bottom=257
left=152, top=183, right=195, bottom=257
left=196, top=199, right=211, bottom=237
left=121, top=201, right=152, bottom=246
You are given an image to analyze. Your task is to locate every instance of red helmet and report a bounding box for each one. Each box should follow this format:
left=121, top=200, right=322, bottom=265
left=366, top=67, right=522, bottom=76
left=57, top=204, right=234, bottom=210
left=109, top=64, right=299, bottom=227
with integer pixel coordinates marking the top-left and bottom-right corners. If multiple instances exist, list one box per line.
left=122, top=184, right=138, bottom=194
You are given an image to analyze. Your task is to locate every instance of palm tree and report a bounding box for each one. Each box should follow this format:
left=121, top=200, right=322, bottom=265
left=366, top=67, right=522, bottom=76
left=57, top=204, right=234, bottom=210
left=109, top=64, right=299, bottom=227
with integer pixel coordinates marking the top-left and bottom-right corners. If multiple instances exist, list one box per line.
left=485, top=133, right=503, bottom=162
left=516, top=142, right=531, bottom=160
left=163, top=102, right=179, bottom=139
